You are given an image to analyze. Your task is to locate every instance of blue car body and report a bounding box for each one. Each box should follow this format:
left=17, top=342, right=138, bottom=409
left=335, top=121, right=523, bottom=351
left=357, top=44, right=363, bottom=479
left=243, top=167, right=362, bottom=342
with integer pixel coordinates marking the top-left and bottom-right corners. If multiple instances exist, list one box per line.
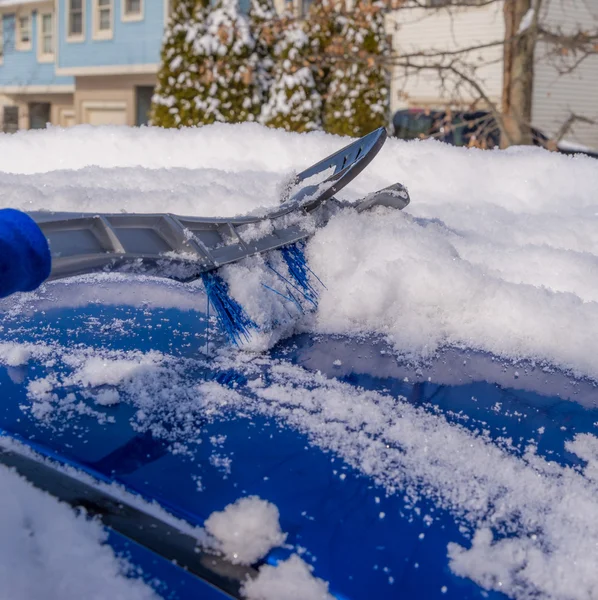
left=0, top=293, right=595, bottom=599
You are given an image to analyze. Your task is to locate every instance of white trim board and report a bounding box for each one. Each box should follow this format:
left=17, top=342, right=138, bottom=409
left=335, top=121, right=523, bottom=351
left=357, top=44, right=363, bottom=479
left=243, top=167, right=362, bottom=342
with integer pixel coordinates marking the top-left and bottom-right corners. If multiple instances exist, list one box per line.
left=55, top=63, right=159, bottom=76
left=0, top=1, right=51, bottom=14
left=0, top=84, right=75, bottom=93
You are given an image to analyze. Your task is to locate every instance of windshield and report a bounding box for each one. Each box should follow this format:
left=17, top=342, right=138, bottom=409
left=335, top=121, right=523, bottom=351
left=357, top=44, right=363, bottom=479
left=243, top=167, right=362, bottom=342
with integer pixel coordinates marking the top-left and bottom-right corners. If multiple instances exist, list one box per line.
left=393, top=112, right=435, bottom=140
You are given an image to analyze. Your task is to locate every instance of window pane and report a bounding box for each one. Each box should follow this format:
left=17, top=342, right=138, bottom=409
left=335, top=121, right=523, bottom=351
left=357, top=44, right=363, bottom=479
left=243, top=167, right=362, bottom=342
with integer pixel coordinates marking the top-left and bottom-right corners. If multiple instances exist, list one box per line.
left=71, top=0, right=82, bottom=10
left=3, top=106, right=19, bottom=134
left=99, top=0, right=110, bottom=6
left=99, top=8, right=110, bottom=30
left=70, top=12, right=82, bottom=35
left=42, top=14, right=52, bottom=35
left=126, top=0, right=141, bottom=14
left=19, top=17, right=30, bottom=42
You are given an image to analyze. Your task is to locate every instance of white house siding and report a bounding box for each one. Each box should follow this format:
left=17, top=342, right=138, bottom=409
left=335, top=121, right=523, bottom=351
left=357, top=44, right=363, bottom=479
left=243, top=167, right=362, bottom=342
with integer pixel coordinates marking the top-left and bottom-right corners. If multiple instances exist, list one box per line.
left=533, top=0, right=598, bottom=148
left=388, top=3, right=505, bottom=112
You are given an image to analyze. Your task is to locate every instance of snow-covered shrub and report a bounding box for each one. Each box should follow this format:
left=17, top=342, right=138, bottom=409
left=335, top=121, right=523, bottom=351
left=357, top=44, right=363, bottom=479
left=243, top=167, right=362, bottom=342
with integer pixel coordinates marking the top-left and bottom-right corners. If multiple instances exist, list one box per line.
left=151, top=0, right=211, bottom=128
left=249, top=0, right=278, bottom=107
left=261, top=18, right=322, bottom=133
left=305, top=0, right=341, bottom=97
left=152, top=0, right=261, bottom=127
left=193, top=0, right=261, bottom=124
left=324, top=0, right=390, bottom=137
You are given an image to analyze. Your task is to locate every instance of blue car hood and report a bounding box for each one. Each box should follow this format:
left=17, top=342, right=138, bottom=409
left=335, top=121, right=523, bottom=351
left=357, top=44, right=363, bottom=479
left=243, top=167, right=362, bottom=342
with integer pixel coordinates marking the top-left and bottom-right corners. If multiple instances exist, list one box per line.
left=0, top=297, right=596, bottom=600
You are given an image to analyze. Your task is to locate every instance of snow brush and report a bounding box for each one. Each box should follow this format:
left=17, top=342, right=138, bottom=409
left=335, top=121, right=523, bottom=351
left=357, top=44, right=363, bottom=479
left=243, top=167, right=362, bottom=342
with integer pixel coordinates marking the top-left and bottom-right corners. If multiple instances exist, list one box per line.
left=22, top=127, right=409, bottom=344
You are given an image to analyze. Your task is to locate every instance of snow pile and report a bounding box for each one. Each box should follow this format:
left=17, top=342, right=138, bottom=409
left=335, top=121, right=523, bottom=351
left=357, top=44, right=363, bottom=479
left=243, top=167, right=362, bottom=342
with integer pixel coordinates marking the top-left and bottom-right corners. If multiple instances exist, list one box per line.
left=203, top=495, right=332, bottom=599
left=0, top=464, right=157, bottom=600
left=2, top=124, right=598, bottom=599
left=242, top=555, right=334, bottom=600
left=204, top=496, right=287, bottom=565
left=2, top=124, right=598, bottom=379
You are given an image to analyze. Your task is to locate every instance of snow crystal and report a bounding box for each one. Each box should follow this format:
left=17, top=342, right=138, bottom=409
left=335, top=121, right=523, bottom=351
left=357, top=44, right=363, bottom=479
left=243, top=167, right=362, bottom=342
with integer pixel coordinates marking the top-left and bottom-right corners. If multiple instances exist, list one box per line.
left=94, top=388, right=121, bottom=406
left=204, top=496, right=287, bottom=565
left=241, top=554, right=334, bottom=600
left=566, top=433, right=598, bottom=481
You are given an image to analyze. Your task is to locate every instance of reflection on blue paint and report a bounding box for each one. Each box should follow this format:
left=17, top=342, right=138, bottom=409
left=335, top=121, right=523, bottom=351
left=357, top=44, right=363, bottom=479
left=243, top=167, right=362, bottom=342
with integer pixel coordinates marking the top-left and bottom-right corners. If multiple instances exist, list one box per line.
left=0, top=300, right=596, bottom=599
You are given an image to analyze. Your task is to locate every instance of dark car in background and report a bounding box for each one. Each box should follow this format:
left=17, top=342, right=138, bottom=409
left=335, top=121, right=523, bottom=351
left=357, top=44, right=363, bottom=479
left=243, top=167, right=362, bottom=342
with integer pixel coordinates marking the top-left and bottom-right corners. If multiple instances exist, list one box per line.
left=392, top=109, right=598, bottom=158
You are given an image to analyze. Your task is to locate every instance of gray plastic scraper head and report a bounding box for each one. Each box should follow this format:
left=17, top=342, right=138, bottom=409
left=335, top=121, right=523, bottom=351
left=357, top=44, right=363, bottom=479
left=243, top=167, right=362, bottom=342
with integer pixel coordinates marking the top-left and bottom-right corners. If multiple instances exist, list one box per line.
left=355, top=183, right=410, bottom=213
left=26, top=128, right=411, bottom=285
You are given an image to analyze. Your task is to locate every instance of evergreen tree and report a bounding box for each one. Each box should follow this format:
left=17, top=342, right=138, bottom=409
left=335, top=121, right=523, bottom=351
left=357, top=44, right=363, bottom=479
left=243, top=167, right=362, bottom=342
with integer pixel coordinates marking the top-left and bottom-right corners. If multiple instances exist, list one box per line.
left=323, top=0, right=390, bottom=137
left=248, top=0, right=278, bottom=106
left=151, top=0, right=210, bottom=128
left=261, top=19, right=322, bottom=133
left=194, top=0, right=261, bottom=124
left=305, top=0, right=343, bottom=97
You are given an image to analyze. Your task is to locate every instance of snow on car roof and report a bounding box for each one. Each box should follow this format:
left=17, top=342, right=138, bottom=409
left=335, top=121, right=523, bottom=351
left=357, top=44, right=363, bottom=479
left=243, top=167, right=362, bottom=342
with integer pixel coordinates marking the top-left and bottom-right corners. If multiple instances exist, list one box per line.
left=1, top=123, right=598, bottom=600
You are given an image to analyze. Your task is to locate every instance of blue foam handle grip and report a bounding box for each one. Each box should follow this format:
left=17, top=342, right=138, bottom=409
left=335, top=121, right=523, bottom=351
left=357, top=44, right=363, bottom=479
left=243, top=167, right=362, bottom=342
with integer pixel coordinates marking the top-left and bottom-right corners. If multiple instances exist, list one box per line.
left=0, top=209, right=51, bottom=298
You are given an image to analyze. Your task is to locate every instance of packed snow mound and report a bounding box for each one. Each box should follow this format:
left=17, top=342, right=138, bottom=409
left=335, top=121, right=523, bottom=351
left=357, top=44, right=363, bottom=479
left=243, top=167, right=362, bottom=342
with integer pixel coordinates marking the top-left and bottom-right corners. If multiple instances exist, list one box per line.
left=1, top=123, right=598, bottom=382
left=204, top=496, right=287, bottom=565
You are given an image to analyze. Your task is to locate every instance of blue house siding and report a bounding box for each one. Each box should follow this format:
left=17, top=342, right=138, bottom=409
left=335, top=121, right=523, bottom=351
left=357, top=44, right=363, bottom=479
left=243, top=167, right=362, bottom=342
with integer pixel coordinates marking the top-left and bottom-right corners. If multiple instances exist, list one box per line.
left=57, top=0, right=165, bottom=71
left=0, top=12, right=73, bottom=88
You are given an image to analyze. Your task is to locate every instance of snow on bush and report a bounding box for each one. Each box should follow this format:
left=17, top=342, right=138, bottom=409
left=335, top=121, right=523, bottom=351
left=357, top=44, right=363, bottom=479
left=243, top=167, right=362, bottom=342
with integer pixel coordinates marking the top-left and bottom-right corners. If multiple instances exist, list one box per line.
left=204, top=496, right=287, bottom=565
left=261, top=19, right=322, bottom=132
left=324, top=0, right=389, bottom=137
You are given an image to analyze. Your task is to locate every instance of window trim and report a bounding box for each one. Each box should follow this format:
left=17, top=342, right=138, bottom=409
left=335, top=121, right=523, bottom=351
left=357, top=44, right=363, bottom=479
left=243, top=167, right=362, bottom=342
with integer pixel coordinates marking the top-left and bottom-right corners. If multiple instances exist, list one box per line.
left=15, top=10, right=32, bottom=52
left=66, top=0, right=85, bottom=43
left=122, top=0, right=144, bottom=23
left=93, top=0, right=114, bottom=40
left=37, top=11, right=54, bottom=62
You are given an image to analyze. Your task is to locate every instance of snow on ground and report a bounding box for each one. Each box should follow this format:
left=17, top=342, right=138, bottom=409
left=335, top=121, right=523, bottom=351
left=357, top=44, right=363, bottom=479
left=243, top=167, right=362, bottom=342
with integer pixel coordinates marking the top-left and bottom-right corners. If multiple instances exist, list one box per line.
left=1, top=123, right=598, bottom=599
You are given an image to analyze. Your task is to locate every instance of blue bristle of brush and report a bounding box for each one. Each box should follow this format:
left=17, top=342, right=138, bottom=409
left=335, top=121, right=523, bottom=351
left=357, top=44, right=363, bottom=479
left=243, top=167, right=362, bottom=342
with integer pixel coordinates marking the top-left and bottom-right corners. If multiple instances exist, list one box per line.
left=279, top=243, right=321, bottom=305
left=201, top=271, right=256, bottom=345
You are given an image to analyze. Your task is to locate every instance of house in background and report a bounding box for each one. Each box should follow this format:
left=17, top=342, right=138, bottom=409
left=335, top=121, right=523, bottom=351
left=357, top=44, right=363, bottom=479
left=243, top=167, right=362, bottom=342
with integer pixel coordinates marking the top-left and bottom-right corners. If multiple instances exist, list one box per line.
left=3, top=0, right=595, bottom=148
left=55, top=0, right=166, bottom=127
left=0, top=0, right=314, bottom=131
left=0, top=0, right=75, bottom=131
left=389, top=0, right=598, bottom=149
left=0, top=0, right=168, bottom=130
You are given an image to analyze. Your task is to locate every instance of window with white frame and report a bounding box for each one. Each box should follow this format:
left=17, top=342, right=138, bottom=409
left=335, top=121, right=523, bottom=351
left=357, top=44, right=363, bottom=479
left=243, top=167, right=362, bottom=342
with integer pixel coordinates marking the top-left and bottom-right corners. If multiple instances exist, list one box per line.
left=38, top=13, right=54, bottom=58
left=68, top=0, right=84, bottom=39
left=94, top=0, right=113, bottom=38
left=16, top=12, right=32, bottom=50
left=123, top=0, right=143, bottom=20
